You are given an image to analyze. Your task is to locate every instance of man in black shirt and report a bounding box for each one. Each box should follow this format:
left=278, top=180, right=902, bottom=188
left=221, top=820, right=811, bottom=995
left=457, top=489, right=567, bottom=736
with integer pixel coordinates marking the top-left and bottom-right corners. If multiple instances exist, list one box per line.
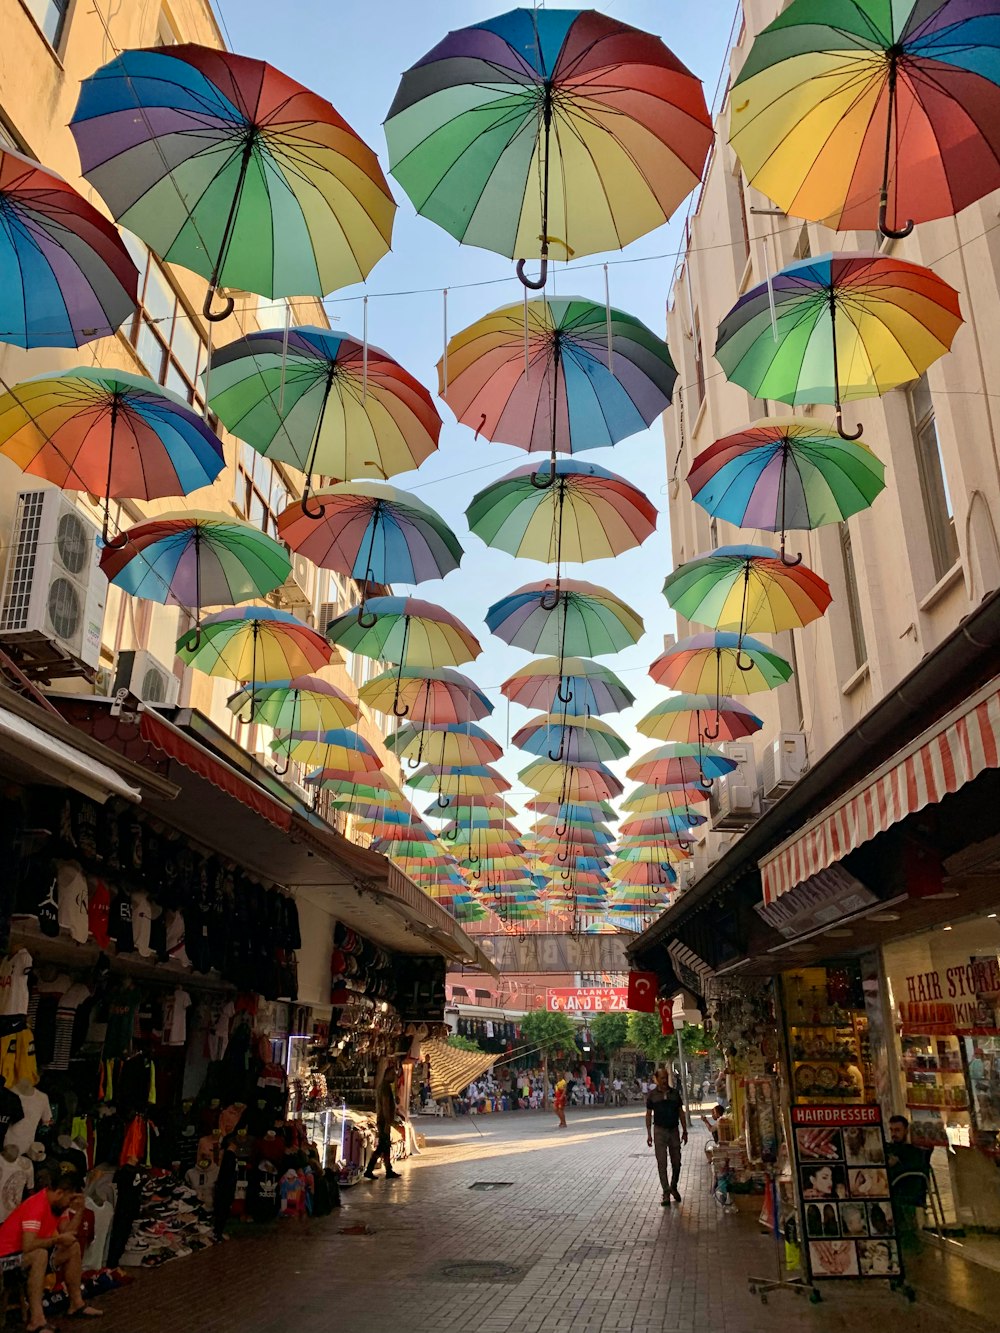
left=645, top=1067, right=688, bottom=1205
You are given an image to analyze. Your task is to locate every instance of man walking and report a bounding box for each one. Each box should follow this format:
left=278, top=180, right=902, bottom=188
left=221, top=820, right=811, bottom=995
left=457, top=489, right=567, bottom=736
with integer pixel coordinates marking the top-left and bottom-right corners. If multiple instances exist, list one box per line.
left=365, top=1061, right=401, bottom=1180
left=645, top=1066, right=688, bottom=1205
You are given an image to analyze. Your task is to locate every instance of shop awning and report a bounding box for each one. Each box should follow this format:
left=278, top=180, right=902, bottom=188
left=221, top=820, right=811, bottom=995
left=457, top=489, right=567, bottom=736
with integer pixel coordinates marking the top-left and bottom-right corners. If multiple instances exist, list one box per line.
left=0, top=699, right=140, bottom=804
left=423, top=1038, right=496, bottom=1100
left=667, top=941, right=714, bottom=993
left=761, top=676, right=1000, bottom=905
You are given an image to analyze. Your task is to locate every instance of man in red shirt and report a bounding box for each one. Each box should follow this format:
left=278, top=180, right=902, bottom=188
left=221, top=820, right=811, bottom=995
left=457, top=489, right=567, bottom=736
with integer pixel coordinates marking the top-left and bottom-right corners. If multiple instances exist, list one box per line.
left=0, top=1175, right=102, bottom=1332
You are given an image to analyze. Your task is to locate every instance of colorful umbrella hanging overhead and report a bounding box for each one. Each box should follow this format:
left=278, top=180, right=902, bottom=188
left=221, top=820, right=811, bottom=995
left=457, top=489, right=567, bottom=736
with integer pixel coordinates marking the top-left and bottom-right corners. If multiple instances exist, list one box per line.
left=501, top=655, right=634, bottom=716
left=386, top=722, right=502, bottom=769
left=71, top=44, right=395, bottom=318
left=687, top=419, right=886, bottom=565
left=636, top=693, right=763, bottom=745
left=0, top=148, right=139, bottom=348
left=513, top=715, right=629, bottom=765
left=177, top=605, right=336, bottom=684
left=359, top=666, right=492, bottom=725
left=520, top=759, right=624, bottom=803
left=714, top=253, right=962, bottom=438
left=486, top=580, right=644, bottom=657
left=99, top=511, right=291, bottom=636
left=227, top=676, right=359, bottom=732
left=277, top=482, right=462, bottom=622
left=0, top=368, right=224, bottom=541
left=626, top=742, right=738, bottom=790
left=441, top=299, right=676, bottom=475
left=271, top=728, right=381, bottom=772
left=207, top=328, right=442, bottom=514
left=729, top=0, right=1000, bottom=239
left=385, top=7, right=713, bottom=287
left=649, top=630, right=792, bottom=699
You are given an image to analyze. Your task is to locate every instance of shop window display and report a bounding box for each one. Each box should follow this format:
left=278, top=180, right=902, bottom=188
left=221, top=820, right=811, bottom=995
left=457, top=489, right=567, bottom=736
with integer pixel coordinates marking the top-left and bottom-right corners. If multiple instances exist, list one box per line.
left=782, top=966, right=875, bottom=1104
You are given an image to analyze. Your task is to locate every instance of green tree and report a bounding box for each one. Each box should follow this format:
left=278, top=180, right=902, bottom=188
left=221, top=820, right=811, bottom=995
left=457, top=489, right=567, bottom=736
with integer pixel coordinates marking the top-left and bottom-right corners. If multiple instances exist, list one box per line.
left=520, top=1009, right=578, bottom=1110
left=590, top=1011, right=629, bottom=1058
left=627, top=1011, right=679, bottom=1064
left=447, top=1033, right=485, bottom=1053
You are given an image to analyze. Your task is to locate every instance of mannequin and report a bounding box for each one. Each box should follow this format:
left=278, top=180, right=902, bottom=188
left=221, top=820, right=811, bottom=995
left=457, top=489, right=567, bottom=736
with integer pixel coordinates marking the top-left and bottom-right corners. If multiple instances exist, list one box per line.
left=184, top=1155, right=218, bottom=1208
left=4, top=1082, right=51, bottom=1157
left=0, top=1143, right=31, bottom=1221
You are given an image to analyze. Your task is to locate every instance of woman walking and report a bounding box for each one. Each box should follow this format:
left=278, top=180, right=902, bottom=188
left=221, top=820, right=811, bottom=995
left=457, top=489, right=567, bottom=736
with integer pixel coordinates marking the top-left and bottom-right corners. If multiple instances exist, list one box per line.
left=554, top=1072, right=568, bottom=1129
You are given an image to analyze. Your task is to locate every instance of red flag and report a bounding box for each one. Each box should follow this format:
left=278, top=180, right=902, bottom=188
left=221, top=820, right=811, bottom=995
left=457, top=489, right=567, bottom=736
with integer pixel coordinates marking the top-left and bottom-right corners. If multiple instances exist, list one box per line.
left=627, top=970, right=658, bottom=1013
left=656, top=996, right=674, bottom=1035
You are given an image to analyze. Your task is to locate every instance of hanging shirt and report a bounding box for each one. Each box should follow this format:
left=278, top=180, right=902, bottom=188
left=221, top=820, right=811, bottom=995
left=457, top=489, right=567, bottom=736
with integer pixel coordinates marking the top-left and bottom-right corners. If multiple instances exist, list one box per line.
left=0, top=1155, right=32, bottom=1221
left=161, top=989, right=191, bottom=1047
left=0, top=951, right=32, bottom=1017
left=130, top=891, right=155, bottom=957
left=165, top=910, right=190, bottom=967
left=207, top=1000, right=235, bottom=1062
left=83, top=1199, right=114, bottom=1269
left=4, top=1088, right=52, bottom=1156
left=56, top=861, right=89, bottom=943
left=0, top=1031, right=38, bottom=1092
left=51, top=984, right=93, bottom=1072
left=103, top=988, right=140, bottom=1059
left=109, top=891, right=133, bottom=953
left=87, top=879, right=111, bottom=950
left=0, top=1088, right=23, bottom=1146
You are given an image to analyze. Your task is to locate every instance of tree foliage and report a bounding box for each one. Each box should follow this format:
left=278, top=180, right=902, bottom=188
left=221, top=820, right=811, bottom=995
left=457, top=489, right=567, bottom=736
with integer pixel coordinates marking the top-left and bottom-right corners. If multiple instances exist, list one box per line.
left=447, top=1033, right=485, bottom=1053
left=590, top=1011, right=629, bottom=1055
left=520, top=1008, right=577, bottom=1056
left=627, top=1010, right=677, bottom=1063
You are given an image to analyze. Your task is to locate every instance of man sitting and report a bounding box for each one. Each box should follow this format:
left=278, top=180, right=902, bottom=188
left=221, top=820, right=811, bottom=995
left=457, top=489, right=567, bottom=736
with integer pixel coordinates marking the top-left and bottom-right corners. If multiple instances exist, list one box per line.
left=0, top=1174, right=102, bottom=1332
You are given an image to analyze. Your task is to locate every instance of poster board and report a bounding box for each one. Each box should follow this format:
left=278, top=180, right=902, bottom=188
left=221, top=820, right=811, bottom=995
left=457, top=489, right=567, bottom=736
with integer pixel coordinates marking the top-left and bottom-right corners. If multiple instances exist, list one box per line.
left=791, top=1104, right=903, bottom=1282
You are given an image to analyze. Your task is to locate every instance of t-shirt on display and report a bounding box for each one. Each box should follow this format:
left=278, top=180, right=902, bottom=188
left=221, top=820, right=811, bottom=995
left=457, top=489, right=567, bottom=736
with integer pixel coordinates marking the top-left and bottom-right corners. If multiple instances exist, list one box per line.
left=0, top=951, right=32, bottom=1017
left=4, top=1088, right=52, bottom=1157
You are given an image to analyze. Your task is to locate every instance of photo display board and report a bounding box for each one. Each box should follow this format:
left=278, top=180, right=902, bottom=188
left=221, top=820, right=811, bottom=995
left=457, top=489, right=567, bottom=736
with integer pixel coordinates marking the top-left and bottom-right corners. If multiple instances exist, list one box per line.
left=791, top=1104, right=903, bottom=1282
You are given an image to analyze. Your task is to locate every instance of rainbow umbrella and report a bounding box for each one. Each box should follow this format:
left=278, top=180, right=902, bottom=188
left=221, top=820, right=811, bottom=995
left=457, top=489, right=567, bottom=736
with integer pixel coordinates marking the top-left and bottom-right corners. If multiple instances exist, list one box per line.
left=71, top=44, right=394, bottom=318
left=177, top=605, right=335, bottom=683
left=502, top=656, right=634, bottom=717
left=0, top=367, right=224, bottom=540
left=715, top=253, right=962, bottom=439
left=271, top=729, right=381, bottom=772
left=637, top=693, right=762, bottom=745
left=487, top=580, right=643, bottom=657
left=626, top=742, right=737, bottom=790
left=622, top=784, right=711, bottom=813
left=442, top=299, right=676, bottom=477
left=227, top=676, right=359, bottom=732
left=386, top=722, right=502, bottom=769
left=729, top=0, right=1000, bottom=240
left=649, top=631, right=792, bottom=698
left=99, top=511, right=290, bottom=633
left=663, top=546, right=832, bottom=658
left=520, top=759, right=624, bottom=802
left=325, top=596, right=481, bottom=718
left=513, top=715, right=628, bottom=765
left=687, top=419, right=886, bottom=565
left=621, top=813, right=705, bottom=837
left=0, top=148, right=138, bottom=349
left=467, top=459, right=657, bottom=597
left=527, top=798, right=618, bottom=823
left=208, top=329, right=442, bottom=512
left=407, top=765, right=511, bottom=806
left=386, top=8, right=712, bottom=286
left=359, top=666, right=491, bottom=725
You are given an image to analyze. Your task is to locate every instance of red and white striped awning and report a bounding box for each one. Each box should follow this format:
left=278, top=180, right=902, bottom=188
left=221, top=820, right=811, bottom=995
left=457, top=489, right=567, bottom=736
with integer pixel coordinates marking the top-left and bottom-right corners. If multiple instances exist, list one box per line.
left=761, top=676, right=1000, bottom=905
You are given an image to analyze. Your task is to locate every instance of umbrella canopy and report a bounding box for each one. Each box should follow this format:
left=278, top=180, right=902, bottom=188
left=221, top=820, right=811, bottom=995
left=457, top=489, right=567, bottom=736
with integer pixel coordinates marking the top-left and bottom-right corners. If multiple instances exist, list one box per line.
left=662, top=545, right=832, bottom=638
left=520, top=760, right=624, bottom=801
left=527, top=798, right=618, bottom=822
left=687, top=418, right=886, bottom=564
left=467, top=459, right=657, bottom=588
left=501, top=656, right=634, bottom=716
left=360, top=666, right=491, bottom=724
left=386, top=7, right=712, bottom=285
left=715, top=253, right=962, bottom=439
left=621, top=784, right=711, bottom=813
left=636, top=693, right=762, bottom=744
left=277, top=483, right=461, bottom=614
left=177, top=605, right=335, bottom=681
left=386, top=722, right=502, bottom=768
left=487, top=580, right=643, bottom=657
left=407, top=765, right=511, bottom=800
left=227, top=676, right=359, bottom=731
left=0, top=148, right=138, bottom=349
left=620, top=813, right=704, bottom=837
left=0, top=367, right=224, bottom=541
left=442, top=298, right=676, bottom=470
left=729, top=0, right=1000, bottom=240
left=100, top=511, right=290, bottom=623
left=271, top=728, right=380, bottom=772
left=208, top=329, right=441, bottom=509
left=513, top=715, right=629, bottom=764
left=71, top=44, right=394, bottom=317
left=626, top=742, right=738, bottom=787
left=649, top=631, right=793, bottom=696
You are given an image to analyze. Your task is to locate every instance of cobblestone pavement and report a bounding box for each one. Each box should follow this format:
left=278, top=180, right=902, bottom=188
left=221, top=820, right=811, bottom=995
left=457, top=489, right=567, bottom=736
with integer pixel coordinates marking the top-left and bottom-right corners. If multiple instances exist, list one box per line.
left=91, top=1108, right=991, bottom=1333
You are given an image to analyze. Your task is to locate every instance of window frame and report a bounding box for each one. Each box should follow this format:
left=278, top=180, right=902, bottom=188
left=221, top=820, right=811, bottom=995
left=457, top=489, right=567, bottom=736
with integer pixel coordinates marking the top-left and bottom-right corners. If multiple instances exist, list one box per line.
left=907, top=376, right=958, bottom=582
left=838, top=520, right=867, bottom=671
left=22, top=0, right=70, bottom=50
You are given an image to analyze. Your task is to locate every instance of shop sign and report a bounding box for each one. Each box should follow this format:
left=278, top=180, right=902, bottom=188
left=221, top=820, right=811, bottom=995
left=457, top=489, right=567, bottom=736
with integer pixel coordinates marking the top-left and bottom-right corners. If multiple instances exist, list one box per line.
left=545, top=986, right=628, bottom=1013
left=899, top=958, right=1000, bottom=1034
left=790, top=1104, right=903, bottom=1283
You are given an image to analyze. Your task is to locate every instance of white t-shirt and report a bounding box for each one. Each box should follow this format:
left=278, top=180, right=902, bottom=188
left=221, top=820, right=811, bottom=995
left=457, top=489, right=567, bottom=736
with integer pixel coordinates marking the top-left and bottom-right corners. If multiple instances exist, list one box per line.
left=165, top=910, right=190, bottom=967
left=0, top=1155, right=32, bottom=1220
left=130, top=891, right=154, bottom=957
left=4, top=1088, right=52, bottom=1156
left=612, top=1079, right=622, bottom=1091
left=162, top=988, right=191, bottom=1046
left=208, top=1000, right=235, bottom=1061
left=83, top=1200, right=114, bottom=1270
left=0, top=951, right=32, bottom=1017
left=56, top=861, right=89, bottom=943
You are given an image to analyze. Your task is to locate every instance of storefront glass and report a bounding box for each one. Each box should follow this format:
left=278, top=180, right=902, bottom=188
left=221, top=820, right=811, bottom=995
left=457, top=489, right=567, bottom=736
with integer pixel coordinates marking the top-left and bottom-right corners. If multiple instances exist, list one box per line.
left=781, top=964, right=877, bottom=1105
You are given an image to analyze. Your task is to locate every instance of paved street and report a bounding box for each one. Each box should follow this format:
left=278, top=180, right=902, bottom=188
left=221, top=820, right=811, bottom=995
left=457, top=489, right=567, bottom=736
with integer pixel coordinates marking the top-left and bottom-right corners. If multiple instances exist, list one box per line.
left=90, top=1108, right=993, bottom=1333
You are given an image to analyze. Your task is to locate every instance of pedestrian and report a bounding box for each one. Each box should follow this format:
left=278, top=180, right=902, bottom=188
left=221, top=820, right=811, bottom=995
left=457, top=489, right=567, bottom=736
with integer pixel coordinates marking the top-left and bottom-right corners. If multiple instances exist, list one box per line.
left=645, top=1066, right=689, bottom=1206
left=364, top=1060, right=401, bottom=1180
left=554, top=1072, right=568, bottom=1129
left=0, top=1173, right=102, bottom=1331
left=611, top=1075, right=623, bottom=1106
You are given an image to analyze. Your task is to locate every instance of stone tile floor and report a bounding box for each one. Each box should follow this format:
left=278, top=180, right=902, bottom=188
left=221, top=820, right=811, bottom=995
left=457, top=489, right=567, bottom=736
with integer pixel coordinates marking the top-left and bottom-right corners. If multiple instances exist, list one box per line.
left=90, top=1108, right=993, bottom=1333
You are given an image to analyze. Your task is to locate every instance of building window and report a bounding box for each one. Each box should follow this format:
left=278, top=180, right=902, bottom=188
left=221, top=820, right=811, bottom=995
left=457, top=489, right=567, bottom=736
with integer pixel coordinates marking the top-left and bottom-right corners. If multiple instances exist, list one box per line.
left=25, top=0, right=69, bottom=47
left=839, top=521, right=867, bottom=670
left=793, top=224, right=812, bottom=260
left=736, top=172, right=750, bottom=262
left=693, top=314, right=706, bottom=411
left=233, top=443, right=288, bottom=538
left=156, top=8, right=177, bottom=45
left=908, top=375, right=958, bottom=581
left=125, top=236, right=210, bottom=414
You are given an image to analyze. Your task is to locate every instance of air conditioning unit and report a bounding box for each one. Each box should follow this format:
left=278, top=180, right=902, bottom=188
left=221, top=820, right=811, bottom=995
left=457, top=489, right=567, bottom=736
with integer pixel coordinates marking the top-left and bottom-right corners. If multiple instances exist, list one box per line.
left=0, top=489, right=106, bottom=673
left=275, top=553, right=312, bottom=612
left=762, top=731, right=808, bottom=797
left=113, top=649, right=180, bottom=707
left=709, top=741, right=761, bottom=830
left=677, top=860, right=698, bottom=893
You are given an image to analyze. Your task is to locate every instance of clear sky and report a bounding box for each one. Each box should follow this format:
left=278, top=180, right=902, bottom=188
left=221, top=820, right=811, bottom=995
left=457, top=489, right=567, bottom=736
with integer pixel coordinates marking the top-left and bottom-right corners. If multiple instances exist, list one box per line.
left=218, top=0, right=741, bottom=823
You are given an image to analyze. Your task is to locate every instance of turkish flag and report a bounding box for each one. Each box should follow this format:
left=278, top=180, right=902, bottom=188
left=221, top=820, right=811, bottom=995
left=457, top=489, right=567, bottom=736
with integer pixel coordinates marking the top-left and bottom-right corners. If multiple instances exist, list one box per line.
left=656, top=997, right=674, bottom=1035
left=627, top=970, right=658, bottom=1013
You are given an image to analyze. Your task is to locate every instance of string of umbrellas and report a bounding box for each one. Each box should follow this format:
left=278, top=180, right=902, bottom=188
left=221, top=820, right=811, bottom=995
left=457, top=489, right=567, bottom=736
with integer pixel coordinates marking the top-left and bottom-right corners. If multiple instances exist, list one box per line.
left=0, top=1, right=993, bottom=932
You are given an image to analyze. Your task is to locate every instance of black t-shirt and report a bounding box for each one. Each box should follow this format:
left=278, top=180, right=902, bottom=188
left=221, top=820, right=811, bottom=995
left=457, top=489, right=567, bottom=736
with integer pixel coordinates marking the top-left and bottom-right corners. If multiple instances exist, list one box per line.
left=646, top=1085, right=684, bottom=1130
left=0, top=1085, right=23, bottom=1140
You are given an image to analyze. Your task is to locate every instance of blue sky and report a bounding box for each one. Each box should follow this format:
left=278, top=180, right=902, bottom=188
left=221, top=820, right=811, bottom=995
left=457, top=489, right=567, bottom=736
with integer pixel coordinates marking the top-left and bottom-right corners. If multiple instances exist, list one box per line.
left=220, top=0, right=740, bottom=818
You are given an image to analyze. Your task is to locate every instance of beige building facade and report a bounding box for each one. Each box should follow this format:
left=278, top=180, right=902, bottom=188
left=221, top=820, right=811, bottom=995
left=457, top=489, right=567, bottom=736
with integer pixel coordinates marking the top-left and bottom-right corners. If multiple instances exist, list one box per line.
left=665, top=0, right=1000, bottom=886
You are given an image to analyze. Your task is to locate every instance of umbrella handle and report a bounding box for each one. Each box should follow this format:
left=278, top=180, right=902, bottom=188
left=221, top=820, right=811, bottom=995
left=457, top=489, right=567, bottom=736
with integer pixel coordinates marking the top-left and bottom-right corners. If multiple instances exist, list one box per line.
left=560, top=867, right=570, bottom=881
left=539, top=584, right=560, bottom=611
left=555, top=820, right=568, bottom=838
left=531, top=467, right=555, bottom=490
left=778, top=532, right=803, bottom=568
left=735, top=648, right=756, bottom=674
left=300, top=481, right=327, bottom=521
left=556, top=848, right=568, bottom=863
left=878, top=201, right=913, bottom=243
left=657, top=865, right=669, bottom=886
left=357, top=607, right=379, bottom=630
left=516, top=256, right=548, bottom=291
left=202, top=284, right=235, bottom=323
left=392, top=695, right=410, bottom=718
left=699, top=774, right=714, bottom=791
left=435, top=792, right=451, bottom=809
left=556, top=678, right=574, bottom=706
left=406, top=755, right=420, bottom=770
left=273, top=755, right=290, bottom=777
left=835, top=405, right=864, bottom=441
left=442, top=824, right=458, bottom=842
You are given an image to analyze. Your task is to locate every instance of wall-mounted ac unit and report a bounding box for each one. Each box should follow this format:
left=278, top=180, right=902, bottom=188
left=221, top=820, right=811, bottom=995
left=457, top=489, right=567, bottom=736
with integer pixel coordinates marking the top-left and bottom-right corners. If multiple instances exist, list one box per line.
left=0, top=489, right=105, bottom=673
left=762, top=731, right=808, bottom=797
left=677, top=860, right=698, bottom=893
left=113, top=649, right=180, bottom=707
left=275, top=553, right=312, bottom=611
left=709, top=741, right=761, bottom=830
left=317, top=601, right=341, bottom=636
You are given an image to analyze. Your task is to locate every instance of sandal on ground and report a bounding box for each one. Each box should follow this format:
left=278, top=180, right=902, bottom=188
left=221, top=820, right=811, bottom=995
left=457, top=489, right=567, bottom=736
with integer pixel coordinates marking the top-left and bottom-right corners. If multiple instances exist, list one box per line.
left=67, top=1306, right=104, bottom=1318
